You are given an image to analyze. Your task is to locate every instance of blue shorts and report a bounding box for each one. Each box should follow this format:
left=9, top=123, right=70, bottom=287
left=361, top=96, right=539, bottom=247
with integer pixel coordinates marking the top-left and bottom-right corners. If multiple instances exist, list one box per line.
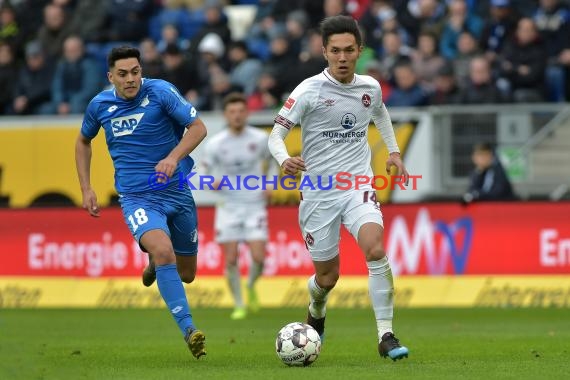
left=119, top=188, right=198, bottom=255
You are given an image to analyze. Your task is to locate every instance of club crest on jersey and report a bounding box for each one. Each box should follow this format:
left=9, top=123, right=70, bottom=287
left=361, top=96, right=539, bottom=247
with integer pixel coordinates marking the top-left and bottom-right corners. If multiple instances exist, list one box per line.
left=340, top=113, right=356, bottom=129
left=362, top=94, right=371, bottom=107
left=140, top=95, right=150, bottom=107
left=283, top=97, right=296, bottom=110
left=305, top=232, right=314, bottom=247
left=111, top=113, right=144, bottom=136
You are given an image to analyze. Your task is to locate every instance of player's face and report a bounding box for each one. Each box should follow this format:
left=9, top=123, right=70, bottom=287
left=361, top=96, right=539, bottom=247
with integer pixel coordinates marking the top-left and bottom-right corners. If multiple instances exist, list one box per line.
left=322, top=33, right=362, bottom=83
left=108, top=58, right=142, bottom=100
left=224, top=101, right=248, bottom=132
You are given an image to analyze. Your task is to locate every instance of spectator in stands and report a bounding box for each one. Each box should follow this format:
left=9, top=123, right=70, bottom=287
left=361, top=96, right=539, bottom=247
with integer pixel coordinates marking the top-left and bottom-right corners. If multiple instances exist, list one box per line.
left=0, top=42, right=16, bottom=114
left=271, top=0, right=325, bottom=29
left=139, top=38, right=165, bottom=78
left=463, top=142, right=515, bottom=204
left=453, top=31, right=482, bottom=89
left=323, top=0, right=347, bottom=19
left=247, top=67, right=281, bottom=111
left=295, top=29, right=327, bottom=82
left=559, top=22, right=570, bottom=101
left=345, top=0, right=372, bottom=19
left=396, top=0, right=447, bottom=47
left=0, top=4, right=24, bottom=57
left=67, top=0, right=107, bottom=43
left=11, top=40, right=55, bottom=115
left=479, top=0, right=520, bottom=64
left=152, top=0, right=199, bottom=42
left=459, top=56, right=506, bottom=103
left=285, top=9, right=309, bottom=57
left=246, top=0, right=283, bottom=43
left=227, top=40, right=263, bottom=96
left=364, top=59, right=393, bottom=103
left=439, top=0, right=483, bottom=60
left=36, top=3, right=72, bottom=60
left=156, top=23, right=190, bottom=53
left=263, top=30, right=300, bottom=95
left=49, top=35, right=101, bottom=115
left=12, top=0, right=50, bottom=42
left=355, top=27, right=377, bottom=74
left=159, top=43, right=199, bottom=100
left=410, top=30, right=446, bottom=92
left=378, top=31, right=410, bottom=82
left=359, top=0, right=397, bottom=53
left=104, top=0, right=155, bottom=42
left=386, top=59, right=429, bottom=107
left=428, top=62, right=462, bottom=105
left=498, top=17, right=546, bottom=102
left=189, top=0, right=232, bottom=57
left=191, top=32, right=230, bottom=110
left=533, top=0, right=570, bottom=101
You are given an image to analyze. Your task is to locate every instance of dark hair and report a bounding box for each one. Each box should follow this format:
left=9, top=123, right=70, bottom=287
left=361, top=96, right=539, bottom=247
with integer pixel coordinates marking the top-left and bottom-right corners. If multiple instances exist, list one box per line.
left=473, top=142, right=494, bottom=153
left=320, top=15, right=362, bottom=47
left=228, top=40, right=248, bottom=52
left=223, top=92, right=247, bottom=109
left=107, top=46, right=140, bottom=69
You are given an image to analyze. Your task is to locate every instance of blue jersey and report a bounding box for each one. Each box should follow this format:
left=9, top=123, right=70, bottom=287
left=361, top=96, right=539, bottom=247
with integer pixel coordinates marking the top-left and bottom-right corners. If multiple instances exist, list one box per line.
left=81, top=78, right=198, bottom=194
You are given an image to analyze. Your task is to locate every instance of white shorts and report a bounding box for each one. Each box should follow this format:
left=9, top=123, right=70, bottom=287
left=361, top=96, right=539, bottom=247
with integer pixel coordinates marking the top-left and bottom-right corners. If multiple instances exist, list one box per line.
left=215, top=203, right=268, bottom=243
left=298, top=190, right=383, bottom=262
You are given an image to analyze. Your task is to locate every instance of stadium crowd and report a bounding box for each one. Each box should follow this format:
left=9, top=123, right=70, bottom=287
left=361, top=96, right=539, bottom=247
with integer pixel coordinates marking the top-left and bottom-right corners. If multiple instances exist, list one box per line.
left=0, top=0, right=569, bottom=116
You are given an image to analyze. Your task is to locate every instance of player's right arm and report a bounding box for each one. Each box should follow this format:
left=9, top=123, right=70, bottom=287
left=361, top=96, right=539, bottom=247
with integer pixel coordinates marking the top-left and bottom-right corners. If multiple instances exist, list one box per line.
left=75, top=100, right=101, bottom=217
left=268, top=86, right=309, bottom=176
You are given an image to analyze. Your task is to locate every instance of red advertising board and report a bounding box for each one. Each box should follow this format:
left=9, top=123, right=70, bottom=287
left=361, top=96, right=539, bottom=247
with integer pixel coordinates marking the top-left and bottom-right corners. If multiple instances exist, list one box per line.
left=1, top=202, right=569, bottom=277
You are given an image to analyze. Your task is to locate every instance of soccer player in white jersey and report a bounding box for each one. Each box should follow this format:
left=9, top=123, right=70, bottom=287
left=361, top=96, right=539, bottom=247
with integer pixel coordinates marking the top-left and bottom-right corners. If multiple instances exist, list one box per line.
left=202, top=92, right=275, bottom=320
left=268, top=15, right=410, bottom=361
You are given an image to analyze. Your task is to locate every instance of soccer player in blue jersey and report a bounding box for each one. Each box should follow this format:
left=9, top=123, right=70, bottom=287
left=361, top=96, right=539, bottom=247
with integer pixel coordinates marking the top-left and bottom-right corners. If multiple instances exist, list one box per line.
left=75, top=46, right=207, bottom=359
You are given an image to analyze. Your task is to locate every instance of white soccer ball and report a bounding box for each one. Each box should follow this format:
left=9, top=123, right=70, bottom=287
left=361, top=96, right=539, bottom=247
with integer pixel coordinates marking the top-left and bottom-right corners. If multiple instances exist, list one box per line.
left=275, top=322, right=321, bottom=366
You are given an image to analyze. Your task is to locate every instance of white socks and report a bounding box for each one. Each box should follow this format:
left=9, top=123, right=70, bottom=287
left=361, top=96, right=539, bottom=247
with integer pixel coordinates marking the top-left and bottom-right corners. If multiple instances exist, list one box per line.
left=226, top=264, right=244, bottom=308
left=247, top=261, right=263, bottom=289
left=307, top=274, right=329, bottom=318
left=367, top=256, right=394, bottom=340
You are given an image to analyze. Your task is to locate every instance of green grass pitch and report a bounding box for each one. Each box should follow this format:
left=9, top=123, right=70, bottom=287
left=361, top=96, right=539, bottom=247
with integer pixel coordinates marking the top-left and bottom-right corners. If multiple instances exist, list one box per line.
left=1, top=307, right=569, bottom=379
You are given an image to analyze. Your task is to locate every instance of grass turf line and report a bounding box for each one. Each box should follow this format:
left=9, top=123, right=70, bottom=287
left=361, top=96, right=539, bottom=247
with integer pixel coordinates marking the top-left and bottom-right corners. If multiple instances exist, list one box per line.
left=1, top=308, right=569, bottom=379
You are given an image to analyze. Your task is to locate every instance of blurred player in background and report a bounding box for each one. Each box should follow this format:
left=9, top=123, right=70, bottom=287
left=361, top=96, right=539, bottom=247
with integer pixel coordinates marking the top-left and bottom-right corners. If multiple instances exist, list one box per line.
left=268, top=15, right=410, bottom=361
left=75, top=46, right=207, bottom=359
left=202, top=92, right=276, bottom=320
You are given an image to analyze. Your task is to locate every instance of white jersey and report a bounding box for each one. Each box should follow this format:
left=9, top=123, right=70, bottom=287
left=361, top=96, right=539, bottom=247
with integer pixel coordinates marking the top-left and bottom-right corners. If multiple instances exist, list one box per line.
left=202, top=126, right=271, bottom=204
left=274, top=69, right=400, bottom=201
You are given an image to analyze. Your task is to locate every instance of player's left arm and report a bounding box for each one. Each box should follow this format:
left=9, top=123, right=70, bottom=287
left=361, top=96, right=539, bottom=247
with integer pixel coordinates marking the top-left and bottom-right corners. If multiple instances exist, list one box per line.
left=156, top=117, right=207, bottom=177
left=157, top=84, right=207, bottom=177
left=370, top=89, right=409, bottom=186
left=263, top=133, right=281, bottom=197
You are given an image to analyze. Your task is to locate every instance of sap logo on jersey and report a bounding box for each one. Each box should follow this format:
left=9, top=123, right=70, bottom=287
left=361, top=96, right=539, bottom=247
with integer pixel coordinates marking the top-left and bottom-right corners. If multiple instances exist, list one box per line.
left=111, top=113, right=144, bottom=136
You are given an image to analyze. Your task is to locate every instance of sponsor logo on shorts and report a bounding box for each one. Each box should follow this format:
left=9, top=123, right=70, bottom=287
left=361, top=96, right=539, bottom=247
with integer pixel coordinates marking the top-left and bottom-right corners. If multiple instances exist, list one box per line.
left=305, top=233, right=314, bottom=247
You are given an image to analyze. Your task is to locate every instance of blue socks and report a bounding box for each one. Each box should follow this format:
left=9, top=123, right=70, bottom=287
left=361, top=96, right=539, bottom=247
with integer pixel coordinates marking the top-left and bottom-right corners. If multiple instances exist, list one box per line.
left=156, top=264, right=194, bottom=335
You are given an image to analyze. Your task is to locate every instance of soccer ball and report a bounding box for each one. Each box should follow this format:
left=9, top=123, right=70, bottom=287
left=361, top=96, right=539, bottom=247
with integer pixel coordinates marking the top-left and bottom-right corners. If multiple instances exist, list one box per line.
left=275, top=322, right=321, bottom=366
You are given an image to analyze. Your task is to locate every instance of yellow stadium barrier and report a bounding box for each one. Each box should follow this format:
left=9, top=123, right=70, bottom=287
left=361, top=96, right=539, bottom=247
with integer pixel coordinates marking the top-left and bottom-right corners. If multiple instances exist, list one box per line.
left=2, top=276, right=570, bottom=308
